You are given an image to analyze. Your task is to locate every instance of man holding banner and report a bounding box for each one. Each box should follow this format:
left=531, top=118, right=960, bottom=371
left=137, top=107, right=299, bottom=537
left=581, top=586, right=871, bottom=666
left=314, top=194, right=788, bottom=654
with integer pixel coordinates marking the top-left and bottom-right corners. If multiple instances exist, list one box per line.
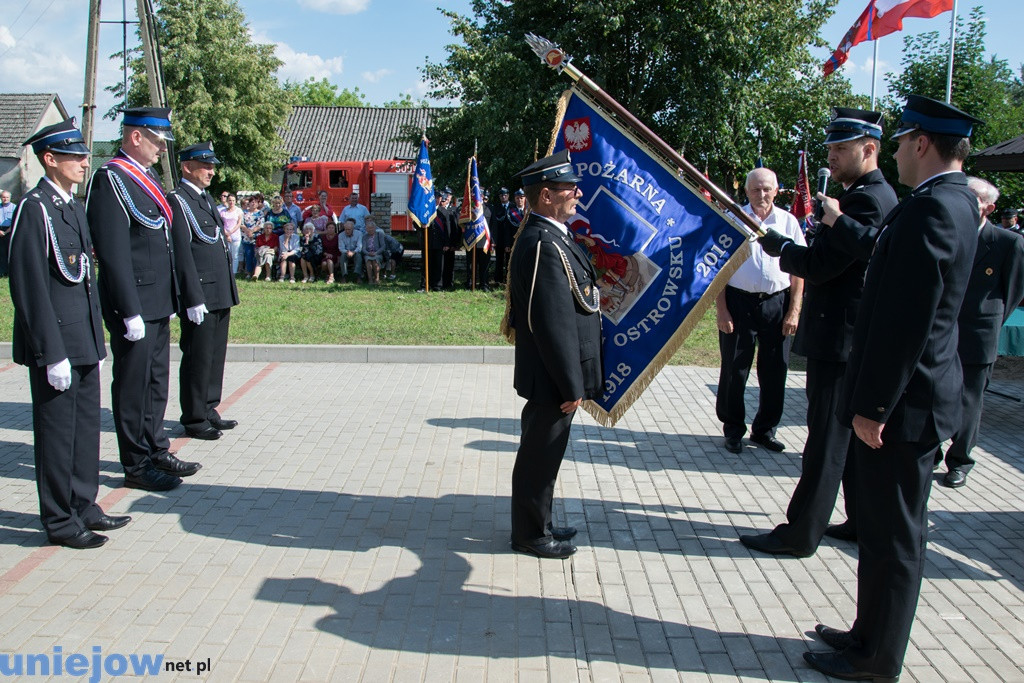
left=506, top=149, right=602, bottom=560
left=716, top=168, right=804, bottom=455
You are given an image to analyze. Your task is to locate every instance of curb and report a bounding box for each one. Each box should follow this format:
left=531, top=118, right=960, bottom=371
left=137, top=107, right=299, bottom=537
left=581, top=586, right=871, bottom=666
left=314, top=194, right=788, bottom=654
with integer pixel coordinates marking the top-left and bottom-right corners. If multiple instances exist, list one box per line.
left=0, top=342, right=514, bottom=365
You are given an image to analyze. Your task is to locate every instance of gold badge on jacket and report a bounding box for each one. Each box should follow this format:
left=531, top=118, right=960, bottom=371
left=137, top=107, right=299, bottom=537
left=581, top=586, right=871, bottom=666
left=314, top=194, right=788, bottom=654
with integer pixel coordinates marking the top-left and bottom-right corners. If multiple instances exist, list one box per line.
left=985, top=267, right=993, bottom=276
left=68, top=254, right=77, bottom=265
left=584, top=284, right=591, bottom=297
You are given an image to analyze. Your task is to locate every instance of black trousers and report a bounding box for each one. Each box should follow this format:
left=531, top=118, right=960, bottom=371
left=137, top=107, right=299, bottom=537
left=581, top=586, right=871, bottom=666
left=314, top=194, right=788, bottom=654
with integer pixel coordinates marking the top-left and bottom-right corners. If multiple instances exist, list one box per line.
left=0, top=233, right=9, bottom=276
left=465, top=247, right=489, bottom=288
left=441, top=248, right=456, bottom=290
left=28, top=362, right=103, bottom=540
left=494, top=246, right=511, bottom=284
left=511, top=398, right=575, bottom=544
left=944, top=362, right=992, bottom=473
left=716, top=287, right=790, bottom=439
left=108, top=317, right=172, bottom=474
left=419, top=249, right=443, bottom=290
left=772, top=358, right=856, bottom=551
left=847, top=437, right=938, bottom=677
left=179, top=307, right=231, bottom=431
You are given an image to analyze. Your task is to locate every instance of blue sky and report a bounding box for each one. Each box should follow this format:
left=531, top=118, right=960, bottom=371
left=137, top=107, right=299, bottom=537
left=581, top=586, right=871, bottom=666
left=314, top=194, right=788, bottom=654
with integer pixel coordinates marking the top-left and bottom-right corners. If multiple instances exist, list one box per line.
left=0, top=0, right=1016, bottom=143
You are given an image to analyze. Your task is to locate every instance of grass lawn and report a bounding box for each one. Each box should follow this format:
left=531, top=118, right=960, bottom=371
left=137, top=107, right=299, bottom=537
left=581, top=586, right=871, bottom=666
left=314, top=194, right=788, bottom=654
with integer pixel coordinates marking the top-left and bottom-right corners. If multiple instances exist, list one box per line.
left=0, top=270, right=724, bottom=366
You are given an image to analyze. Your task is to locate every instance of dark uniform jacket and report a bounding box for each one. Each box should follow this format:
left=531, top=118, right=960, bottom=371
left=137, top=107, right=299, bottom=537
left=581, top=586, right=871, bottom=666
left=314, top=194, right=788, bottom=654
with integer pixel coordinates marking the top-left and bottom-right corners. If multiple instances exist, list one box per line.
left=491, top=202, right=513, bottom=248
left=839, top=172, right=979, bottom=442
left=781, top=169, right=898, bottom=362
left=8, top=180, right=105, bottom=368
left=424, top=205, right=452, bottom=251
left=86, top=152, right=178, bottom=323
left=957, top=220, right=1024, bottom=365
left=168, top=182, right=240, bottom=313
left=509, top=213, right=603, bottom=403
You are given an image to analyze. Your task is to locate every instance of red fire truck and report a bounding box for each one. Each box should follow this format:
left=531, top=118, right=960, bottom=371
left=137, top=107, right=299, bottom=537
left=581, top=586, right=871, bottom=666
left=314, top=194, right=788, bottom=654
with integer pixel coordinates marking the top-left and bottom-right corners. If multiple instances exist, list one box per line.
left=281, top=157, right=417, bottom=232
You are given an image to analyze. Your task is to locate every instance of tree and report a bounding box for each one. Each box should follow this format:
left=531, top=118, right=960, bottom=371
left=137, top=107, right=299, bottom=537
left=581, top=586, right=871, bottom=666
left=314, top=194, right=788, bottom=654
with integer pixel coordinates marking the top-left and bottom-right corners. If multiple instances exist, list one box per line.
left=107, top=0, right=291, bottom=193
left=882, top=7, right=1024, bottom=208
left=422, top=0, right=856, bottom=197
left=281, top=77, right=368, bottom=106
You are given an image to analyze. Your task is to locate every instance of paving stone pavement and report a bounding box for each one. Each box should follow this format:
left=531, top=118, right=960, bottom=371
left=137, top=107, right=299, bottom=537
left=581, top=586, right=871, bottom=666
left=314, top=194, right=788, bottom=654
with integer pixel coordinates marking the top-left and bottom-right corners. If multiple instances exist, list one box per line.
left=0, top=358, right=1021, bottom=682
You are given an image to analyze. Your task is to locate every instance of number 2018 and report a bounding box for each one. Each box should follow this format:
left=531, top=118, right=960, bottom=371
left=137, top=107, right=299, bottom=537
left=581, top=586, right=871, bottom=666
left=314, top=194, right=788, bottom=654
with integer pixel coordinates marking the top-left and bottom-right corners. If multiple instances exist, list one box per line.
left=695, top=234, right=735, bottom=277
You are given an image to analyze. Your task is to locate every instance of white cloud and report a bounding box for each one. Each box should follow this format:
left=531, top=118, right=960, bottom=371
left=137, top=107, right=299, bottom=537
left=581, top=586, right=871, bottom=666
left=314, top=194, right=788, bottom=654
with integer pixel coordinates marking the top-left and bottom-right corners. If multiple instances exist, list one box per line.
left=297, top=0, right=371, bottom=15
left=252, top=31, right=344, bottom=83
left=361, top=68, right=392, bottom=83
left=0, top=25, right=16, bottom=49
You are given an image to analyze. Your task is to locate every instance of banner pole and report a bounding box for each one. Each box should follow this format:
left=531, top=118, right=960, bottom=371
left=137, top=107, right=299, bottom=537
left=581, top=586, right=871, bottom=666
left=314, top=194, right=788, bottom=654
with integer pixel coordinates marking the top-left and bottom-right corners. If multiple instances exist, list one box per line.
left=525, top=33, right=765, bottom=238
left=945, top=0, right=958, bottom=103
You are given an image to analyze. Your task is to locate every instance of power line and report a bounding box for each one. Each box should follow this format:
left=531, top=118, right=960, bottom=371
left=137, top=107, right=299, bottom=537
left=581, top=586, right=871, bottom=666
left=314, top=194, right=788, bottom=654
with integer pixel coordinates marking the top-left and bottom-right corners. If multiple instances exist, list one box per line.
left=0, top=0, right=60, bottom=61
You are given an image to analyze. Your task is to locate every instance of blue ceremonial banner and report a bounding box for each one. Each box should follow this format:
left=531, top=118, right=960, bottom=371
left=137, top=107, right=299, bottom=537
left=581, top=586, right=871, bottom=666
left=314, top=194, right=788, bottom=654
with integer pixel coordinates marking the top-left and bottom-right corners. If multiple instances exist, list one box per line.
left=551, top=88, right=750, bottom=426
left=407, top=138, right=437, bottom=229
left=459, top=156, right=490, bottom=250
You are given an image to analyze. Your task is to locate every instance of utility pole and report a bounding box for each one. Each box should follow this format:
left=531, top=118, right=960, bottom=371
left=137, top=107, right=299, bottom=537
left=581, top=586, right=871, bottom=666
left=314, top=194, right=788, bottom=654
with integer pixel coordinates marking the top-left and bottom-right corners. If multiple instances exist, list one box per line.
left=135, top=0, right=175, bottom=188
left=81, top=0, right=102, bottom=196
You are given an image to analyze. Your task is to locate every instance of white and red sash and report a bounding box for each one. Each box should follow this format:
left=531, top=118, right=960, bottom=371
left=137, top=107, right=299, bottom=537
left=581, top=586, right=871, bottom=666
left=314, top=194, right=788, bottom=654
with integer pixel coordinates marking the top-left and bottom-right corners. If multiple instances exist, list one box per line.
left=106, top=156, right=173, bottom=225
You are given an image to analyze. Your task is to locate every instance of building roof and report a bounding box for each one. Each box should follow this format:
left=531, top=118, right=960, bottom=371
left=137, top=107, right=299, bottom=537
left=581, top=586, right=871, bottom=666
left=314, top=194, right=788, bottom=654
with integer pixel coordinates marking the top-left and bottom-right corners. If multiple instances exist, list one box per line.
left=280, top=106, right=448, bottom=162
left=0, top=93, right=68, bottom=158
left=973, top=133, right=1024, bottom=173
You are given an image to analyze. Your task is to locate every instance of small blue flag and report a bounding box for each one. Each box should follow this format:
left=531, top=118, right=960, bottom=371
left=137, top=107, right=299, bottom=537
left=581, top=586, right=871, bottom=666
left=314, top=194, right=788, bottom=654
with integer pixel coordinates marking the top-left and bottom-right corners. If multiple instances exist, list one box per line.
left=459, top=156, right=490, bottom=251
left=407, top=138, right=437, bottom=229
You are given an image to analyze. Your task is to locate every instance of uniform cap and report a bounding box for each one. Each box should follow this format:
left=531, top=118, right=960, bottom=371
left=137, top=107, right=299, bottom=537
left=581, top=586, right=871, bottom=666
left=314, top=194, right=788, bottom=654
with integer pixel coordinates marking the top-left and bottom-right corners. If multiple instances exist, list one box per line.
left=121, top=106, right=175, bottom=141
left=23, top=119, right=89, bottom=156
left=178, top=141, right=220, bottom=164
left=891, top=95, right=982, bottom=140
left=517, top=149, right=582, bottom=186
left=824, top=107, right=883, bottom=145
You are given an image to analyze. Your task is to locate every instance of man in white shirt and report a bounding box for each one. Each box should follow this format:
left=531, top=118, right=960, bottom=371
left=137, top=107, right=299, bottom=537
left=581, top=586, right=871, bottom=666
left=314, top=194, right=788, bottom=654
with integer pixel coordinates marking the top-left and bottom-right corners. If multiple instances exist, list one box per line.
left=715, top=167, right=805, bottom=454
left=339, top=191, right=370, bottom=230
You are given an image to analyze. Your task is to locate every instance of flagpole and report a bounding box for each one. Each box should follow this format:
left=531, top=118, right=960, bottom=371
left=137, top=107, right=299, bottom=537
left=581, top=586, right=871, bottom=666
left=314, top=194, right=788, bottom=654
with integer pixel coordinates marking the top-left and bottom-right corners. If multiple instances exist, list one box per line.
left=870, top=40, right=878, bottom=109
left=423, top=132, right=430, bottom=293
left=525, top=34, right=765, bottom=238
left=945, top=0, right=958, bottom=103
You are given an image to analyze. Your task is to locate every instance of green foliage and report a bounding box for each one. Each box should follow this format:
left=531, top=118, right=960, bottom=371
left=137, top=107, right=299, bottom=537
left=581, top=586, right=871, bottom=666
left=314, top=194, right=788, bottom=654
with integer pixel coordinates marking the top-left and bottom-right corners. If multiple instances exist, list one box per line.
left=281, top=77, right=369, bottom=106
left=382, top=93, right=430, bottom=108
left=422, top=0, right=856, bottom=196
left=106, top=0, right=290, bottom=195
left=881, top=7, right=1024, bottom=208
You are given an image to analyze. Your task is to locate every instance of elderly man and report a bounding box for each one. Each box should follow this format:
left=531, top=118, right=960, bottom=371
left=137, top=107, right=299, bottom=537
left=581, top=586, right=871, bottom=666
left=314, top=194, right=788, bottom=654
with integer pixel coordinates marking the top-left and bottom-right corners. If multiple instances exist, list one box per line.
left=86, top=107, right=200, bottom=492
left=937, top=177, right=1024, bottom=489
left=505, top=150, right=602, bottom=560
left=337, top=219, right=364, bottom=283
left=0, top=189, right=14, bottom=276
left=805, top=95, right=982, bottom=683
left=715, top=167, right=804, bottom=454
left=742, top=108, right=898, bottom=557
left=168, top=142, right=240, bottom=442
left=10, top=120, right=130, bottom=548
left=339, top=191, right=369, bottom=230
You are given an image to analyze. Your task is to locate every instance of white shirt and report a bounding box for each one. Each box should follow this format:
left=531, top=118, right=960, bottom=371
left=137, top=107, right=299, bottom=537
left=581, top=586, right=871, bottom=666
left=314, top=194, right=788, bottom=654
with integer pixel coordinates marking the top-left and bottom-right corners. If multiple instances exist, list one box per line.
left=42, top=177, right=73, bottom=205
left=728, top=204, right=806, bottom=294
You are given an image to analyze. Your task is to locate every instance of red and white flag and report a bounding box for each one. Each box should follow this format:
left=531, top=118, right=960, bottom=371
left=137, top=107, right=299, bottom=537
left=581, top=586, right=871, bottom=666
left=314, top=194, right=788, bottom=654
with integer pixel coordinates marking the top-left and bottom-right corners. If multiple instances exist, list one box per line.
left=791, top=150, right=814, bottom=231
left=824, top=0, right=954, bottom=77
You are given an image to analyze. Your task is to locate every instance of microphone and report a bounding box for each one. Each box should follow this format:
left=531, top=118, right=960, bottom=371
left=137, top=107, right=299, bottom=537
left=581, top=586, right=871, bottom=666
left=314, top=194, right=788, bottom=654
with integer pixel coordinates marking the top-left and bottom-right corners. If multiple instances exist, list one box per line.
left=813, top=167, right=831, bottom=221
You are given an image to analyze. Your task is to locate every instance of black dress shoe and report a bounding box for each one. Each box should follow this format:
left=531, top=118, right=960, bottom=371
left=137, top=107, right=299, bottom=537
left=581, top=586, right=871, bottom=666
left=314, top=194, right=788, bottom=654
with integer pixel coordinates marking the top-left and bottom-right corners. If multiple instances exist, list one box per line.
left=184, top=426, right=222, bottom=440
left=803, top=650, right=899, bottom=682
left=750, top=433, right=786, bottom=452
left=739, top=532, right=813, bottom=558
left=549, top=526, right=577, bottom=541
left=815, top=623, right=857, bottom=650
left=511, top=539, right=577, bottom=559
left=209, top=418, right=237, bottom=430
left=724, top=437, right=743, bottom=454
left=86, top=514, right=131, bottom=532
left=50, top=529, right=108, bottom=549
left=825, top=522, right=858, bottom=542
left=124, top=467, right=182, bottom=492
left=940, top=469, right=968, bottom=489
left=152, top=453, right=202, bottom=477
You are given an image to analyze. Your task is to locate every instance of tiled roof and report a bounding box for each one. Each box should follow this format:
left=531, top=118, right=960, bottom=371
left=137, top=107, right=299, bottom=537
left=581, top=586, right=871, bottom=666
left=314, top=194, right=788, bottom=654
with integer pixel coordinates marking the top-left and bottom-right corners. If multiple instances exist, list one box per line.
left=973, top=134, right=1024, bottom=172
left=280, top=106, right=448, bottom=162
left=0, top=93, right=65, bottom=158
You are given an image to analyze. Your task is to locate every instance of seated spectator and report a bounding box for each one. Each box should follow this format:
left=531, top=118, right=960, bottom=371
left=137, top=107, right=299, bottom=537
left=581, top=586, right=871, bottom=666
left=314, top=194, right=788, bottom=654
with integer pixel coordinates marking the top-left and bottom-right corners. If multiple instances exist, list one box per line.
left=307, top=203, right=329, bottom=233
left=240, top=195, right=261, bottom=275
left=320, top=221, right=341, bottom=284
left=362, top=217, right=387, bottom=285
left=265, top=195, right=291, bottom=234
left=252, top=221, right=278, bottom=281
left=299, top=222, right=324, bottom=283
left=340, top=191, right=370, bottom=230
left=338, top=219, right=363, bottom=283
left=302, top=189, right=334, bottom=222
left=278, top=222, right=301, bottom=282
left=382, top=231, right=404, bottom=281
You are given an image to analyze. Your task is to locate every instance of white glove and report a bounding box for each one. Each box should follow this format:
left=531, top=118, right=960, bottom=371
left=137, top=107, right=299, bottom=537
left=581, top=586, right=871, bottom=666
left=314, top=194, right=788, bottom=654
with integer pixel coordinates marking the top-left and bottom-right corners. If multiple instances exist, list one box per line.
left=187, top=303, right=209, bottom=325
left=46, top=359, right=72, bottom=392
left=123, top=315, right=145, bottom=341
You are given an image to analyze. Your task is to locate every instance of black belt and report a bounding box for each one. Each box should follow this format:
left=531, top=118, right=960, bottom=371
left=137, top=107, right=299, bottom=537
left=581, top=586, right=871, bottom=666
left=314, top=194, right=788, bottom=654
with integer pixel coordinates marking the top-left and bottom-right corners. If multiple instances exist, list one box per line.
left=727, top=285, right=789, bottom=301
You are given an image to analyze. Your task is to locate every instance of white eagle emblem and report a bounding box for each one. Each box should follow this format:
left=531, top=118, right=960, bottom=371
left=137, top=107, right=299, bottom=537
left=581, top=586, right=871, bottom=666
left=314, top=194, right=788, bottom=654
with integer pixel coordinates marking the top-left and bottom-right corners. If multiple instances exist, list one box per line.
left=564, top=120, right=591, bottom=151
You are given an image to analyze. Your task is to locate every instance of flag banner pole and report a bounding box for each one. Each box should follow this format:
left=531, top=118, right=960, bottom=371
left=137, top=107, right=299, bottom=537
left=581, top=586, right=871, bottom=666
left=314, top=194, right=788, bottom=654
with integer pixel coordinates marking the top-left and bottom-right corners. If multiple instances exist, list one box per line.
left=945, top=0, right=958, bottom=103
left=407, top=137, right=438, bottom=292
left=533, top=84, right=751, bottom=426
left=525, top=34, right=765, bottom=240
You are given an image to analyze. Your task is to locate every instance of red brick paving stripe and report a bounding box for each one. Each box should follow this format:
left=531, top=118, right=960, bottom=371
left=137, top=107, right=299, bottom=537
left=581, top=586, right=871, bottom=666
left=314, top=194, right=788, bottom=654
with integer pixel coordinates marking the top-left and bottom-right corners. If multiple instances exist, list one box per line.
left=0, top=362, right=280, bottom=596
